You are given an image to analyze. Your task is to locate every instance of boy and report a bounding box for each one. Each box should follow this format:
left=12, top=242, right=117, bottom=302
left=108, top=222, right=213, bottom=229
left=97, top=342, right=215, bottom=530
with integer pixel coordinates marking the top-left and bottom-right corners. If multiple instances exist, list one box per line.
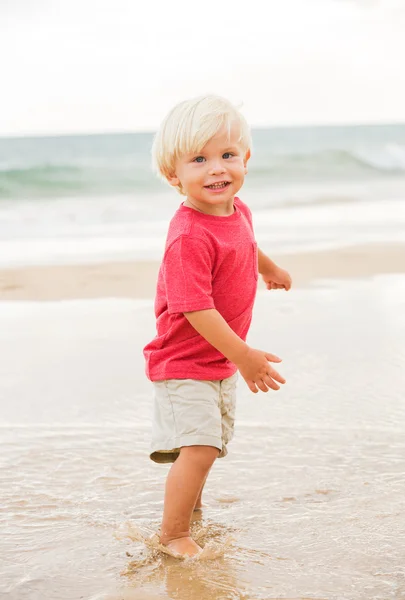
left=143, top=95, right=292, bottom=558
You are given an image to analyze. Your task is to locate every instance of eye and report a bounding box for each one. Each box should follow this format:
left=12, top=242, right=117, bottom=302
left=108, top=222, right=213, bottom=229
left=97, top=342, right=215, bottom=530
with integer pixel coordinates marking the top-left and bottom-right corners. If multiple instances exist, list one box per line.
left=223, top=152, right=234, bottom=159
left=193, top=156, right=205, bottom=163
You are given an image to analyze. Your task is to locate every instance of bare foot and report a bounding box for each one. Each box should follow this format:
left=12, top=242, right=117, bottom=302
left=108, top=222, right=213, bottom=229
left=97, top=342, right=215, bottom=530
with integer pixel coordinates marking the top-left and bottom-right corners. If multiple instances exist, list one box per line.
left=162, top=536, right=202, bottom=558
left=193, top=502, right=203, bottom=512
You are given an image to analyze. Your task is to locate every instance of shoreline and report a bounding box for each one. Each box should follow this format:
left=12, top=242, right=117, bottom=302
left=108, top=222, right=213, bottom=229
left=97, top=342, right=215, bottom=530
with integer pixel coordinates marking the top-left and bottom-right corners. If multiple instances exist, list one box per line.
left=1, top=243, right=405, bottom=301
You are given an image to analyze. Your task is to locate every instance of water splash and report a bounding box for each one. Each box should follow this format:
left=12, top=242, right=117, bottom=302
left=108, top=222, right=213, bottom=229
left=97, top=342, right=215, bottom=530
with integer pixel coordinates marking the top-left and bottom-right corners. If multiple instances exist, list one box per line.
left=116, top=521, right=234, bottom=562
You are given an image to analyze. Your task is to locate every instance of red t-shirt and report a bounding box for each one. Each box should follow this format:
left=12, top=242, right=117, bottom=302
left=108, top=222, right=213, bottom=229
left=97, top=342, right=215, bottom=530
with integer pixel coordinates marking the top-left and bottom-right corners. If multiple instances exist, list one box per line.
left=143, top=197, right=258, bottom=381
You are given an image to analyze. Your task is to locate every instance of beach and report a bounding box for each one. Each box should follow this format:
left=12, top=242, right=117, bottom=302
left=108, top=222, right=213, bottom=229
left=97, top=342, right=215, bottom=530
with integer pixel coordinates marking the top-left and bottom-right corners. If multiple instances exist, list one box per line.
left=1, top=124, right=405, bottom=599
left=1, top=243, right=405, bottom=301
left=2, top=243, right=405, bottom=599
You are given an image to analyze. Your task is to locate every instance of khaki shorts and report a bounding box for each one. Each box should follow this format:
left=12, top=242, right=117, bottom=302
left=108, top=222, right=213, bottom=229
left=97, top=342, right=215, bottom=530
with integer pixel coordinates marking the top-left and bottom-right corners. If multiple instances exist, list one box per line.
left=150, top=373, right=238, bottom=463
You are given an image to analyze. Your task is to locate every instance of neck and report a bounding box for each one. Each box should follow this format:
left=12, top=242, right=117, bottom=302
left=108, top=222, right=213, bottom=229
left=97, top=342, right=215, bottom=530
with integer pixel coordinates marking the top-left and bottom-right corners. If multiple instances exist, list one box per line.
left=183, top=197, right=235, bottom=216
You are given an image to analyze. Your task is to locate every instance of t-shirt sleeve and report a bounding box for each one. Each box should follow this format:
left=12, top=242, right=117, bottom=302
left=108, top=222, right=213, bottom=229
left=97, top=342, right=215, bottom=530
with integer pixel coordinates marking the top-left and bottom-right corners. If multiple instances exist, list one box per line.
left=163, top=235, right=215, bottom=314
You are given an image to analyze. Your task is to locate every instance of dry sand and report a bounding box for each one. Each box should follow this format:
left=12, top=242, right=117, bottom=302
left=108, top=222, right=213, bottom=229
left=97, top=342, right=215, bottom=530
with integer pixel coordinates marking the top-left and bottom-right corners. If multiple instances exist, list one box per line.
left=0, top=243, right=404, bottom=301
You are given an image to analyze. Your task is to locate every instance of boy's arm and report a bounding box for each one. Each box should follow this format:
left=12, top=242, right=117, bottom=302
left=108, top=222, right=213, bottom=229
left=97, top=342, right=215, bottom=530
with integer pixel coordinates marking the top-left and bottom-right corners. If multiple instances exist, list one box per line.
left=183, top=308, right=285, bottom=393
left=258, top=247, right=292, bottom=291
left=258, top=247, right=279, bottom=275
left=184, top=309, right=248, bottom=364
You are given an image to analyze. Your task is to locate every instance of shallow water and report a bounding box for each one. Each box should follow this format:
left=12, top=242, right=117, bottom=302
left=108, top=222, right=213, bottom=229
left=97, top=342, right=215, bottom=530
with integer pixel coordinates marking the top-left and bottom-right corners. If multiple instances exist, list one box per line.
left=1, top=276, right=405, bottom=599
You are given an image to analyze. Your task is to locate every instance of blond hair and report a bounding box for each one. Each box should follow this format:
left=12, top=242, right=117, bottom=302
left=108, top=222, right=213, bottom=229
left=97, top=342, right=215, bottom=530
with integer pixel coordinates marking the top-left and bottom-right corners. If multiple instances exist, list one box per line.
left=152, top=95, right=252, bottom=194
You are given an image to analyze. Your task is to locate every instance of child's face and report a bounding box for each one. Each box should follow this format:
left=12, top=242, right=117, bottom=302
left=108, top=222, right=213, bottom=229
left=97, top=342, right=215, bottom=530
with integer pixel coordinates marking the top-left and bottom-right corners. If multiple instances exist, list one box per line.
left=168, top=123, right=250, bottom=214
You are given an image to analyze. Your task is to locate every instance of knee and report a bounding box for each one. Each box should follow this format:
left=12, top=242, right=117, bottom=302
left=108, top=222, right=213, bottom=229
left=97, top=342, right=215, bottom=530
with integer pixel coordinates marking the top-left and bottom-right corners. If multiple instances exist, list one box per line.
left=179, top=445, right=219, bottom=472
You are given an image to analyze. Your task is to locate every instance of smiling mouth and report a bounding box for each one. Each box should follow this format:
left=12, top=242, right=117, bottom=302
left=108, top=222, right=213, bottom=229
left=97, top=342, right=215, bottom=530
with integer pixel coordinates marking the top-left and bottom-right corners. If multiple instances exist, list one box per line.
left=205, top=181, right=230, bottom=190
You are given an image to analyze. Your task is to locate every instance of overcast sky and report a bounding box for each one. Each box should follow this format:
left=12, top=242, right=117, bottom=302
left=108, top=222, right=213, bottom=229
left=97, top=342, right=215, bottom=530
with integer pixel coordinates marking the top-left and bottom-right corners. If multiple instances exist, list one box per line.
left=1, top=0, right=404, bottom=136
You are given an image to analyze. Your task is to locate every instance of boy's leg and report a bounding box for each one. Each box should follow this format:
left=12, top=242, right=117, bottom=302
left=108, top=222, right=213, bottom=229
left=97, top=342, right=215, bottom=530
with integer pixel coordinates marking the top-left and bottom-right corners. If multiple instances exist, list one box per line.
left=194, top=472, right=209, bottom=510
left=160, top=445, right=219, bottom=556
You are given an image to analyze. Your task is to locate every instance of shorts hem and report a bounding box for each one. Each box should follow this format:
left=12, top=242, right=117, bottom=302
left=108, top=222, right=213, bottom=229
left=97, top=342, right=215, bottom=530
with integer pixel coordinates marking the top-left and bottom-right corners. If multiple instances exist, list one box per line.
left=150, top=434, right=223, bottom=464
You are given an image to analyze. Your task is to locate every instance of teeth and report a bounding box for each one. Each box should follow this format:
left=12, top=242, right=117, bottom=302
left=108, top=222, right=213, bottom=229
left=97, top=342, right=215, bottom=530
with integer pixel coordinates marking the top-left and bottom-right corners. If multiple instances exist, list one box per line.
left=208, top=182, right=228, bottom=189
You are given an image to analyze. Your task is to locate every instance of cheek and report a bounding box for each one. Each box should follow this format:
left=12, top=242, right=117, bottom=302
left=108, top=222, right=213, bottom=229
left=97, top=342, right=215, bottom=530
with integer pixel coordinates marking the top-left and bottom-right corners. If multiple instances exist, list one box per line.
left=231, top=164, right=245, bottom=178
left=178, top=168, right=197, bottom=186
left=231, top=159, right=245, bottom=172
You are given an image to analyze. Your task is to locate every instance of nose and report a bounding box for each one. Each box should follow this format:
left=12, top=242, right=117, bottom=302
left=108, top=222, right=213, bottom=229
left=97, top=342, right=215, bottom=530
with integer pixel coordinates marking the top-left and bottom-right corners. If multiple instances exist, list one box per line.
left=208, top=160, right=226, bottom=175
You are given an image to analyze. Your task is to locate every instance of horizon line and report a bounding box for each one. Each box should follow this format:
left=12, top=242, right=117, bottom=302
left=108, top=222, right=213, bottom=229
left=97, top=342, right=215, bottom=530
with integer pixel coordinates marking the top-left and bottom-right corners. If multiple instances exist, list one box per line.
left=1, top=119, right=404, bottom=141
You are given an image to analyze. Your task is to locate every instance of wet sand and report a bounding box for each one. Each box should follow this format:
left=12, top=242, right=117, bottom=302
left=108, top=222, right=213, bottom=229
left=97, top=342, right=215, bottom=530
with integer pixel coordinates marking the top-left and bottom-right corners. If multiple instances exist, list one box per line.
left=1, top=269, right=405, bottom=599
left=1, top=243, right=405, bottom=300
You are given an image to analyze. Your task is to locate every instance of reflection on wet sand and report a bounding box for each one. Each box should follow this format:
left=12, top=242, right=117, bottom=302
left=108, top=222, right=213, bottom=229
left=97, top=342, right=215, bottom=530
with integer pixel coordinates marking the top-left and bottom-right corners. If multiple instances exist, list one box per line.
left=122, top=555, right=241, bottom=600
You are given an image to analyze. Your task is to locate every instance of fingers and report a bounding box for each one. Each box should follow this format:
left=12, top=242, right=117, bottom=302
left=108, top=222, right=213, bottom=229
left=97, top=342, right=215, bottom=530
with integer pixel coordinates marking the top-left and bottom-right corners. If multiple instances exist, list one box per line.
left=246, top=380, right=258, bottom=393
left=243, top=352, right=286, bottom=393
left=262, top=375, right=280, bottom=390
left=265, top=353, right=282, bottom=363
left=268, top=368, right=286, bottom=385
left=257, top=379, right=271, bottom=393
left=266, top=283, right=285, bottom=290
left=245, top=375, right=284, bottom=394
left=253, top=374, right=283, bottom=392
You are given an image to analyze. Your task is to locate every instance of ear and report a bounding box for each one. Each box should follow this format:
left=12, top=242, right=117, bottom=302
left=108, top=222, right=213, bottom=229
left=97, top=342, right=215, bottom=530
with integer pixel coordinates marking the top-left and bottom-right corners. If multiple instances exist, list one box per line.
left=244, top=148, right=251, bottom=174
left=167, top=174, right=180, bottom=187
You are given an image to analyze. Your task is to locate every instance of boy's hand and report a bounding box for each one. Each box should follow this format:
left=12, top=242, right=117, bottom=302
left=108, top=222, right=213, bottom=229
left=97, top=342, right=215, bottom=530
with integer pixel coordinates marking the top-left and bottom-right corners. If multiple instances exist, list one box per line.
left=235, top=348, right=286, bottom=394
left=262, top=267, right=292, bottom=291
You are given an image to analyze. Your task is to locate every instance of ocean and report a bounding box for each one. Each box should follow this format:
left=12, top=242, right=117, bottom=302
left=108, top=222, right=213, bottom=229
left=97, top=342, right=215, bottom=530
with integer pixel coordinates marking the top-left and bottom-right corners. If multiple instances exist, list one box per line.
left=1, top=123, right=405, bottom=267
